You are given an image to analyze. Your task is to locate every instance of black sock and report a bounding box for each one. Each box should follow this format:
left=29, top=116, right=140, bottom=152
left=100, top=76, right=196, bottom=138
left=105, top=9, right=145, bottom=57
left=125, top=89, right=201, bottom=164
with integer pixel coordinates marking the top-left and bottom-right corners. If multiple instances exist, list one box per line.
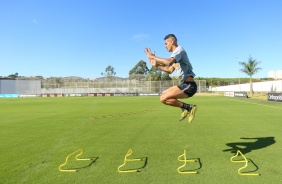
left=181, top=103, right=191, bottom=111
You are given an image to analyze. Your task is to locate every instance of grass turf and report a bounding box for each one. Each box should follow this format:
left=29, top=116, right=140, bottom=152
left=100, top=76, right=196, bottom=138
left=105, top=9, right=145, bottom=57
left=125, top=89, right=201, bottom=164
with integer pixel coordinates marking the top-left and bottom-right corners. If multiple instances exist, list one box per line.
left=0, top=96, right=281, bottom=184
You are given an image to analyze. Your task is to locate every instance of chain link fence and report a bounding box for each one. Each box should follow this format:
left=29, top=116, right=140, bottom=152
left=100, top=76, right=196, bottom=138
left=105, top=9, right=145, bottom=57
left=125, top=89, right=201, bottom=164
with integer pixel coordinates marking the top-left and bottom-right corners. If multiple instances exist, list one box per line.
left=1, top=76, right=206, bottom=96
left=41, top=77, right=206, bottom=95
left=0, top=79, right=41, bottom=95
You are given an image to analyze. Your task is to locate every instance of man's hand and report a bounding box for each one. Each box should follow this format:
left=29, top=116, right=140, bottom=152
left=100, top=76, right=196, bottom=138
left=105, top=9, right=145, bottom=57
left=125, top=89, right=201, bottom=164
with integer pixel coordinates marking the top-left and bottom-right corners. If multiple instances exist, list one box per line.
left=144, top=47, right=155, bottom=58
left=149, top=58, right=157, bottom=67
left=144, top=48, right=157, bottom=67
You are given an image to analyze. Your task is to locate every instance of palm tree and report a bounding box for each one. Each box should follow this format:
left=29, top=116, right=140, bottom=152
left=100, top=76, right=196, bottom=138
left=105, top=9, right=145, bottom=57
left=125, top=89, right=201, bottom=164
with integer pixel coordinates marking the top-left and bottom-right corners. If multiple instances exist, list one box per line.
left=239, top=57, right=261, bottom=97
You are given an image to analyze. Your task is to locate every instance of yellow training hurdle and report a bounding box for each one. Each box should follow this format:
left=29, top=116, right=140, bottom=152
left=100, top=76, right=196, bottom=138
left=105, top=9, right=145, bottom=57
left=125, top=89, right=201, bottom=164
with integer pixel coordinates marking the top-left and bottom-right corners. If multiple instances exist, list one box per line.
left=230, top=150, right=259, bottom=176
left=177, top=150, right=197, bottom=174
left=59, top=149, right=92, bottom=172
left=118, top=149, right=142, bottom=173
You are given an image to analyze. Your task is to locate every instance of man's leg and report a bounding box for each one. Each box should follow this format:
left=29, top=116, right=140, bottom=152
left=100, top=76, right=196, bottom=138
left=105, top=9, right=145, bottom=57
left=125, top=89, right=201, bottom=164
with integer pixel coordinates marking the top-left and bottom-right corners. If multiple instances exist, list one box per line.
left=160, top=86, right=187, bottom=107
left=176, top=82, right=198, bottom=123
left=160, top=86, right=192, bottom=120
left=160, top=85, right=197, bottom=123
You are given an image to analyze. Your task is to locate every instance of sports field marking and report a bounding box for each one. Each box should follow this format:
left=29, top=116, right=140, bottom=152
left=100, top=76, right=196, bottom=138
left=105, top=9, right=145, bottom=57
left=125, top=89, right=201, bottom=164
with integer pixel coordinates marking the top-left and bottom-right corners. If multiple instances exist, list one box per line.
left=90, top=109, right=157, bottom=120
left=221, top=97, right=282, bottom=110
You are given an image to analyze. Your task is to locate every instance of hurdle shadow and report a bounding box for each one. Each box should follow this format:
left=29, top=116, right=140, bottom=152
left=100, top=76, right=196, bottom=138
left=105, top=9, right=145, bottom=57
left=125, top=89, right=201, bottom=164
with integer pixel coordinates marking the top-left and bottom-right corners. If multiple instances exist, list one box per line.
left=69, top=157, right=99, bottom=170
left=223, top=137, right=276, bottom=155
left=243, top=158, right=259, bottom=174
left=180, top=158, right=202, bottom=172
left=127, top=157, right=148, bottom=172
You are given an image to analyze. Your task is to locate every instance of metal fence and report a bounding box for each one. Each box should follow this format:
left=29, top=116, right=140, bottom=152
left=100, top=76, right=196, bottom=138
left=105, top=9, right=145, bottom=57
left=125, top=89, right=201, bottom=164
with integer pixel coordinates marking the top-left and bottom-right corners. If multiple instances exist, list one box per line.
left=0, top=77, right=206, bottom=96
left=0, top=79, right=41, bottom=95
left=41, top=79, right=207, bottom=95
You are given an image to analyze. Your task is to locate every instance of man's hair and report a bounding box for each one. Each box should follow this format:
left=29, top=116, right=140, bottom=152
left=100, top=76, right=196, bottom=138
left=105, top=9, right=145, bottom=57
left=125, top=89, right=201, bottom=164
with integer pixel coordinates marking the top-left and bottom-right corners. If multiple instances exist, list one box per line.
left=164, top=34, right=177, bottom=42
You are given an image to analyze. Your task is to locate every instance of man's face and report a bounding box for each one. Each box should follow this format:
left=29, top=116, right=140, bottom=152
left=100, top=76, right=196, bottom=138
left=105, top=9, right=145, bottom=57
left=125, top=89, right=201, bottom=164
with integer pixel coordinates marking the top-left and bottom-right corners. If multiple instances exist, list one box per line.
left=165, top=38, right=173, bottom=52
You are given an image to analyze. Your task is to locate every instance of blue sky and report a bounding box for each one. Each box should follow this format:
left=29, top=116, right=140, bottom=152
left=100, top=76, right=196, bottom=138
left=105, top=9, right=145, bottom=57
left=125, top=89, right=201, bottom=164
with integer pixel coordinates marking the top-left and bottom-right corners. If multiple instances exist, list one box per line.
left=1, top=0, right=282, bottom=78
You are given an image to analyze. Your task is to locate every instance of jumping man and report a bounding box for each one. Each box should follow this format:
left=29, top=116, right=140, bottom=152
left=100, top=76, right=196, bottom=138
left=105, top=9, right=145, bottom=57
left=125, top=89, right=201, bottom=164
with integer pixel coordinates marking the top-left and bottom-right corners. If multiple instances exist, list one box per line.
left=144, top=34, right=197, bottom=123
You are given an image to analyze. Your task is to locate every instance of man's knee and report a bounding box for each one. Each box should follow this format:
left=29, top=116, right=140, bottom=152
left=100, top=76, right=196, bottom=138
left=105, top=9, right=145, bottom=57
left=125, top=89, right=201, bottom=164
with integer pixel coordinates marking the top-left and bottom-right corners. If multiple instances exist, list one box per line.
left=160, top=95, right=167, bottom=104
left=160, top=96, right=176, bottom=105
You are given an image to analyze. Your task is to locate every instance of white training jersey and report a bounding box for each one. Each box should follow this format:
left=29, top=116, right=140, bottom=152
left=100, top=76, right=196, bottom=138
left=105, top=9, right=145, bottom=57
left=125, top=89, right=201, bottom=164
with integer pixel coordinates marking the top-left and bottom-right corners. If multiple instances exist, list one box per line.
left=171, top=46, right=195, bottom=83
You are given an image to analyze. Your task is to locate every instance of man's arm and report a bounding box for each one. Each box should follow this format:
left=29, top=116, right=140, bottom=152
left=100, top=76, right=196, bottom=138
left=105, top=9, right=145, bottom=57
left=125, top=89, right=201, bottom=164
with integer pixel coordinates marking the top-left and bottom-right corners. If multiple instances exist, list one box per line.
left=144, top=47, right=176, bottom=66
left=144, top=47, right=175, bottom=74
left=150, top=55, right=175, bottom=66
left=147, top=56, right=175, bottom=74
left=155, top=64, right=175, bottom=74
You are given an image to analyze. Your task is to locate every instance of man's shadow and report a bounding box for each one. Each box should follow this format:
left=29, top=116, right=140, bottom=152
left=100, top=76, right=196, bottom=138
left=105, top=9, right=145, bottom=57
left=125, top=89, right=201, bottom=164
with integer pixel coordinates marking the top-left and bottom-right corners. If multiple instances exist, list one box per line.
left=223, top=137, right=275, bottom=155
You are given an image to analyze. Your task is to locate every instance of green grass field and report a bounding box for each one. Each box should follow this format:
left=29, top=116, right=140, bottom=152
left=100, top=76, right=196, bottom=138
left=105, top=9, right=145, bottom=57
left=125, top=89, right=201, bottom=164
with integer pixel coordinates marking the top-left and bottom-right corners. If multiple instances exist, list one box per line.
left=1, top=95, right=281, bottom=184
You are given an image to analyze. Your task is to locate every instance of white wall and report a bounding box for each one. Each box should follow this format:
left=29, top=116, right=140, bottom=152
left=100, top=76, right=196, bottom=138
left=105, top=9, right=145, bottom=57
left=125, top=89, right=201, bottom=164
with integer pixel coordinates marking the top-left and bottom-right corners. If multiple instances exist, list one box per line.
left=211, top=80, right=282, bottom=92
left=268, top=70, right=282, bottom=79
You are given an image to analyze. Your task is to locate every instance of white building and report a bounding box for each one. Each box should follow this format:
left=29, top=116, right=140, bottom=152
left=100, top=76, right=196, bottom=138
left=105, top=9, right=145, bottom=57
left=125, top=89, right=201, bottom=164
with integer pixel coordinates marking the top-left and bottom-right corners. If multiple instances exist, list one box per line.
left=211, top=80, right=282, bottom=92
left=268, top=70, right=282, bottom=79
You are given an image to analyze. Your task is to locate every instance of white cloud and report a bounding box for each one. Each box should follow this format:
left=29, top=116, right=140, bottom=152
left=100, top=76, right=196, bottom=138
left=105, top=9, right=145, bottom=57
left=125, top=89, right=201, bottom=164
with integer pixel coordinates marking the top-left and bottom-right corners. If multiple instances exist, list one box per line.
left=32, top=19, right=38, bottom=24
left=131, top=34, right=149, bottom=41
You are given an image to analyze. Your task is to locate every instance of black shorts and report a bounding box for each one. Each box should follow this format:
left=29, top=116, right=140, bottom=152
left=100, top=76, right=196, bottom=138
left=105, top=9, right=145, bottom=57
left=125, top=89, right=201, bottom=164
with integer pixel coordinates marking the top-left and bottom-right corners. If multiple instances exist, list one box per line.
left=177, top=82, right=197, bottom=97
